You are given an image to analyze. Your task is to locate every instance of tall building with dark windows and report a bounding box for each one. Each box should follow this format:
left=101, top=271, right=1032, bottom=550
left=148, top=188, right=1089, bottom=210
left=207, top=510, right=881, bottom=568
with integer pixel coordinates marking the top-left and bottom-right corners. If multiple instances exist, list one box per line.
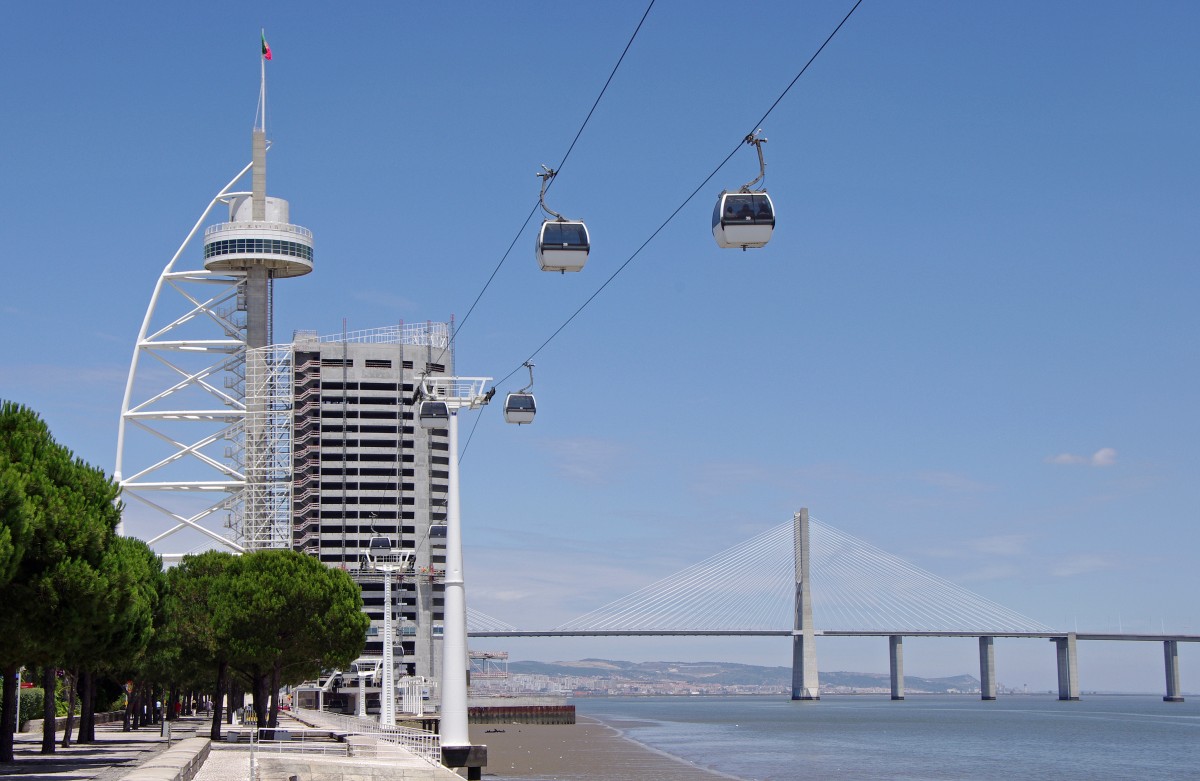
left=289, top=323, right=454, bottom=697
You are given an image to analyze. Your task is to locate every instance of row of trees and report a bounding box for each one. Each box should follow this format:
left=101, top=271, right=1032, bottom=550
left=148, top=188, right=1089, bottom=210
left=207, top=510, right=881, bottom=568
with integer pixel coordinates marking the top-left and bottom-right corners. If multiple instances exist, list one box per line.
left=162, top=548, right=370, bottom=738
left=0, top=401, right=371, bottom=761
left=0, top=400, right=150, bottom=761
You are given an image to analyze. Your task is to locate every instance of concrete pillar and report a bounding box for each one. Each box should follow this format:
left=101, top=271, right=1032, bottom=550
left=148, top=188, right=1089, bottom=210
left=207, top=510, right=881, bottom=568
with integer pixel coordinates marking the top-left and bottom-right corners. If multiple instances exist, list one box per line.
left=979, top=636, right=996, bottom=700
left=889, top=636, right=905, bottom=700
left=245, top=266, right=269, bottom=349
left=1054, top=634, right=1080, bottom=701
left=252, top=129, right=267, bottom=221
left=1164, top=640, right=1184, bottom=702
left=791, top=509, right=820, bottom=700
left=246, top=128, right=269, bottom=349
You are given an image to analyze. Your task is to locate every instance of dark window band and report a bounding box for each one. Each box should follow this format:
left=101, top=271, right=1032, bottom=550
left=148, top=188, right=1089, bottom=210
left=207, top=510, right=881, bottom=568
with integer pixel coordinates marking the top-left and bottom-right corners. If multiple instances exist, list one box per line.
left=204, top=238, right=314, bottom=262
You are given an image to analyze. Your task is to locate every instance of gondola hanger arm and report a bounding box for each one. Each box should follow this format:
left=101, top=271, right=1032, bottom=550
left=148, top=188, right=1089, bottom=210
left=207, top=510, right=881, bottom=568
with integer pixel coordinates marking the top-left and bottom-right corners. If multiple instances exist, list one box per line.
left=537, top=165, right=567, bottom=221
left=739, top=129, right=768, bottom=193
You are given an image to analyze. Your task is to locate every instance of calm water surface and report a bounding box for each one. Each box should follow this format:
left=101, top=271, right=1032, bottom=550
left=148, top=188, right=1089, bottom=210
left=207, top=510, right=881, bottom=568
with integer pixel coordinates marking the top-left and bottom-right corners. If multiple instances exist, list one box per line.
left=576, top=694, right=1200, bottom=780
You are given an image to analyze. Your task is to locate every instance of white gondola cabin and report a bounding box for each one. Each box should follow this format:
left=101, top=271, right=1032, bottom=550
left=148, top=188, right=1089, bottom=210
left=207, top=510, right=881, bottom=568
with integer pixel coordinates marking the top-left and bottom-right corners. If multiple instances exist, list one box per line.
left=503, top=392, right=536, bottom=425
left=418, top=400, right=449, bottom=429
left=713, top=191, right=775, bottom=249
left=537, top=219, right=589, bottom=272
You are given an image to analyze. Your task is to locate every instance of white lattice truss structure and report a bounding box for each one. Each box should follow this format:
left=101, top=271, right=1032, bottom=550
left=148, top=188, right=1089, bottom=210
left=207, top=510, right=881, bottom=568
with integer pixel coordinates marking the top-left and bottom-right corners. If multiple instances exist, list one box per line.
left=115, top=161, right=257, bottom=561
left=552, top=518, right=1053, bottom=634
left=113, top=156, right=452, bottom=560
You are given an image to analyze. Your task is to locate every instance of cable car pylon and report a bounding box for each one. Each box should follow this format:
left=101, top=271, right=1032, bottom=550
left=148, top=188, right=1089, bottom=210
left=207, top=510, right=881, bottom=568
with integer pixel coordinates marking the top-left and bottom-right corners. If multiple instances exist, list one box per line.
left=713, top=130, right=776, bottom=250
left=535, top=166, right=590, bottom=273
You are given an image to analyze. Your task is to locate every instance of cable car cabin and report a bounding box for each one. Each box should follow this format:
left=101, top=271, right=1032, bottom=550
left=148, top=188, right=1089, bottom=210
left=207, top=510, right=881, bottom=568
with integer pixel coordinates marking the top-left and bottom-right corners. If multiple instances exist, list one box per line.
left=503, top=392, right=536, bottom=425
left=367, top=536, right=392, bottom=553
left=418, top=400, right=449, bottom=429
left=713, top=192, right=775, bottom=249
left=537, top=220, right=590, bottom=272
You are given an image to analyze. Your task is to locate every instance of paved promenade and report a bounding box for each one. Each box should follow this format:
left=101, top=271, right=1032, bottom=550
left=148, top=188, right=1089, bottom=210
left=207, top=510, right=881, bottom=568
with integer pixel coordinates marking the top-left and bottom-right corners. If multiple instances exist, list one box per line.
left=0, top=715, right=207, bottom=781
left=2, top=712, right=461, bottom=781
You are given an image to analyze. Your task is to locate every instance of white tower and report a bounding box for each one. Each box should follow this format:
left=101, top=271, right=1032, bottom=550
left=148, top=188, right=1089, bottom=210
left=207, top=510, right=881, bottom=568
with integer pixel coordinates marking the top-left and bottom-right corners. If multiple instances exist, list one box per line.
left=115, top=78, right=313, bottom=560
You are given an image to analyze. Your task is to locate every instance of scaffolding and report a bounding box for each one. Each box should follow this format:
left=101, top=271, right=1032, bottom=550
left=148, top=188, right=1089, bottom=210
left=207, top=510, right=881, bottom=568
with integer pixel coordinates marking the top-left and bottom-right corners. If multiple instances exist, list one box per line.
left=241, top=345, right=295, bottom=550
left=469, top=651, right=509, bottom=681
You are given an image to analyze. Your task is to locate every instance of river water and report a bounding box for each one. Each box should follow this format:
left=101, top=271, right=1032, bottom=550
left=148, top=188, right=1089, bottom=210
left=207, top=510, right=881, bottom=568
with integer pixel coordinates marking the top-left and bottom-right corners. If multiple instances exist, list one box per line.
left=574, top=694, right=1200, bottom=780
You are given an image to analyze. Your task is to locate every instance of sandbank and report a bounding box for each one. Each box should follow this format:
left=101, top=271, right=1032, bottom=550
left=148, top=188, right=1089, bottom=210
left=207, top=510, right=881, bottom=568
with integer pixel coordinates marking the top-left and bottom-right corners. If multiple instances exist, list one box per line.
left=471, top=715, right=740, bottom=781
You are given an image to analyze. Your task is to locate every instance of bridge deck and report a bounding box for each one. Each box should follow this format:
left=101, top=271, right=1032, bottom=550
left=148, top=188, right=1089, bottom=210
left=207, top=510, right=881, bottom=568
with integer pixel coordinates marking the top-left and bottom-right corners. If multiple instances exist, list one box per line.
left=469, top=630, right=1200, bottom=642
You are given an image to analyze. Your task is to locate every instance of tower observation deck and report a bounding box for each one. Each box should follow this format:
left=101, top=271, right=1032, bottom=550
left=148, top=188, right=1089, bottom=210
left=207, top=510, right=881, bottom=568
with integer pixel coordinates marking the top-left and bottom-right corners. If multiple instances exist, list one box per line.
left=203, top=129, right=313, bottom=348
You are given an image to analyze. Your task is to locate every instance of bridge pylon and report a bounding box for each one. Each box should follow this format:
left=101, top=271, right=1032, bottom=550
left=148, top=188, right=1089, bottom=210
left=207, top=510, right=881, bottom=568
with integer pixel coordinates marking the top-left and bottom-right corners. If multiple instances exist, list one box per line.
left=791, top=508, right=820, bottom=700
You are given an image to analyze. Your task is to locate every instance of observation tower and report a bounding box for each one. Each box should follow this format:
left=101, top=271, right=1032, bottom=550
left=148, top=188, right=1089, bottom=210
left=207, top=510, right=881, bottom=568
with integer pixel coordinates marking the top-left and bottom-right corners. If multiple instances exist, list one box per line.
left=115, top=65, right=312, bottom=561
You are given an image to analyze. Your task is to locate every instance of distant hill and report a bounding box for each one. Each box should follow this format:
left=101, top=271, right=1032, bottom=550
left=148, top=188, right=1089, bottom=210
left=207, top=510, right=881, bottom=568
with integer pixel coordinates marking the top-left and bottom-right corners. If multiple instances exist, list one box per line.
left=506, top=658, right=979, bottom=693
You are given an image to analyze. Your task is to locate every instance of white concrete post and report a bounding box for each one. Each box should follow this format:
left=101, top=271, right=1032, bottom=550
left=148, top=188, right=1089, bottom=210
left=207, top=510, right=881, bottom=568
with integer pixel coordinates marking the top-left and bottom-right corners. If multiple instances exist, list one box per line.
left=380, top=570, right=396, bottom=726
left=439, top=410, right=469, bottom=746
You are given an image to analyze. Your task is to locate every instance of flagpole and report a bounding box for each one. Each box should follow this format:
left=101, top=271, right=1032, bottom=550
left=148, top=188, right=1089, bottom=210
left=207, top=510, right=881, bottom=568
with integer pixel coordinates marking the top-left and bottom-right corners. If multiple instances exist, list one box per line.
left=259, top=29, right=267, bottom=135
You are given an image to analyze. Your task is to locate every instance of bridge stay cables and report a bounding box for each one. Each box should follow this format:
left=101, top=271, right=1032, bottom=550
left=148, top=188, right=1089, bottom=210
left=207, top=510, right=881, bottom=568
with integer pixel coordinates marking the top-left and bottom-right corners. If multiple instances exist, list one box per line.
left=551, top=517, right=1052, bottom=634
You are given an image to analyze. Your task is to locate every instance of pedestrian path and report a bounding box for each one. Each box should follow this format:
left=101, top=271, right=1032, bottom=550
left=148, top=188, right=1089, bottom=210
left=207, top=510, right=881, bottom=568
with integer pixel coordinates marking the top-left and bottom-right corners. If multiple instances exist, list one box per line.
left=195, top=712, right=463, bottom=781
left=0, top=715, right=206, bottom=781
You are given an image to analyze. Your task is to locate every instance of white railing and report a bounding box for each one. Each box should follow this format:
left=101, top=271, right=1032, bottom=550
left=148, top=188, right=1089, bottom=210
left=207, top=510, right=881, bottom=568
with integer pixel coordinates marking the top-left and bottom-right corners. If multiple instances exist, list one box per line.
left=293, top=323, right=450, bottom=348
left=288, top=708, right=441, bottom=765
left=204, top=221, right=314, bottom=239
left=248, top=726, right=440, bottom=781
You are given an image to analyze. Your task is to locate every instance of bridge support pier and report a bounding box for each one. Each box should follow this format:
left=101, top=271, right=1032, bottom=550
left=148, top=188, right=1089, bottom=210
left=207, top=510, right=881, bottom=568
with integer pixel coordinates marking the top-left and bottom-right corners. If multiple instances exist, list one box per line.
left=791, top=509, right=819, bottom=700
left=1054, top=634, right=1080, bottom=701
left=889, top=636, right=904, bottom=700
left=979, top=636, right=996, bottom=700
left=1164, top=640, right=1184, bottom=702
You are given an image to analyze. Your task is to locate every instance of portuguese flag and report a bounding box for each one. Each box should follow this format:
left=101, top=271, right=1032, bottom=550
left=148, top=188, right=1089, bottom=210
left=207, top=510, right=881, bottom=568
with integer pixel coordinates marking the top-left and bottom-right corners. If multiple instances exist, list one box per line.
left=261, top=31, right=272, bottom=60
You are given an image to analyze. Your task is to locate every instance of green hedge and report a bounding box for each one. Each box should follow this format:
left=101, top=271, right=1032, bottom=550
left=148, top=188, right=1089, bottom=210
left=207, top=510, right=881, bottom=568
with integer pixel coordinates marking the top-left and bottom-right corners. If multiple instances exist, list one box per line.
left=18, top=688, right=43, bottom=731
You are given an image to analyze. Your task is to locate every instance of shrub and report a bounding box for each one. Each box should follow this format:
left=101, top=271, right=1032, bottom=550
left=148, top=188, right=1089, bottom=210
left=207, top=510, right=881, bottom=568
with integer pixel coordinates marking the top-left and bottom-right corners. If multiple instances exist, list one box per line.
left=18, top=688, right=43, bottom=731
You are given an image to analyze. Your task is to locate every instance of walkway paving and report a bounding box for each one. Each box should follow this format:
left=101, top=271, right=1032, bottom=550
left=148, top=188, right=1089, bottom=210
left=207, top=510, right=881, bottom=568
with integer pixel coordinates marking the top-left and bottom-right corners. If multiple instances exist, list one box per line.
left=0, top=715, right=206, bottom=781
left=0, top=713, right=460, bottom=781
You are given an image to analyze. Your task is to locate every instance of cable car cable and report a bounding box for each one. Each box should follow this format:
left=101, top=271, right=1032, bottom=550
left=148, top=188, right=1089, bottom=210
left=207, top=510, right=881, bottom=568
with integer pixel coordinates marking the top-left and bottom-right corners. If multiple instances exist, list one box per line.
left=746, top=0, right=863, bottom=137
left=432, top=0, right=658, bottom=368
left=490, top=0, right=864, bottom=389
left=462, top=0, right=863, bottom=460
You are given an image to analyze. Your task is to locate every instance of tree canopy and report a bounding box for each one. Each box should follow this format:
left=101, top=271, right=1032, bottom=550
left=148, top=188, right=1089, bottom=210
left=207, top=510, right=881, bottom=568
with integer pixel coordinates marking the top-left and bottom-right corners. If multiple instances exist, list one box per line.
left=0, top=401, right=371, bottom=755
left=0, top=401, right=161, bottom=760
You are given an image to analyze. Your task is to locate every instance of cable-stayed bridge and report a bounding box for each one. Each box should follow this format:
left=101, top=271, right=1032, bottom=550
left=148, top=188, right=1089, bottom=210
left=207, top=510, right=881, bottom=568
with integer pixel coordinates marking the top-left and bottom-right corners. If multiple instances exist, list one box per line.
left=468, top=510, right=1197, bottom=702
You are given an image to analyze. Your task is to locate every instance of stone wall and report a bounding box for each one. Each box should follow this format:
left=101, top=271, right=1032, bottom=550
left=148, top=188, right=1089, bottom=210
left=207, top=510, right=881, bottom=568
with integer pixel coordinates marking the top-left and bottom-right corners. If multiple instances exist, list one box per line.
left=468, top=704, right=575, bottom=725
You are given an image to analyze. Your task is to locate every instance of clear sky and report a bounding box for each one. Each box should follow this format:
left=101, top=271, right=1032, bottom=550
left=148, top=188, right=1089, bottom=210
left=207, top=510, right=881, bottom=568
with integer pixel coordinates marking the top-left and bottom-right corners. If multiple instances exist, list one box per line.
left=2, top=1, right=1197, bottom=693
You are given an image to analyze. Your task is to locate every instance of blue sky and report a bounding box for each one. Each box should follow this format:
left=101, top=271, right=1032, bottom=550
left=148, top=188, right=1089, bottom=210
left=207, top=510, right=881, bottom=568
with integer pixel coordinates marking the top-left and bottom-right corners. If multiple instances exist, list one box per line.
left=2, top=1, right=1197, bottom=692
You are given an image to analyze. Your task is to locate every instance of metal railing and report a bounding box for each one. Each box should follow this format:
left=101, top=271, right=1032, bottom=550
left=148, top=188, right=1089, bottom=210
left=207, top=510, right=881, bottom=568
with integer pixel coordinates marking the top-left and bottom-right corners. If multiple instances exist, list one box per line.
left=248, top=726, right=439, bottom=781
left=293, top=323, right=450, bottom=348
left=204, top=221, right=314, bottom=239
left=288, top=708, right=441, bottom=766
